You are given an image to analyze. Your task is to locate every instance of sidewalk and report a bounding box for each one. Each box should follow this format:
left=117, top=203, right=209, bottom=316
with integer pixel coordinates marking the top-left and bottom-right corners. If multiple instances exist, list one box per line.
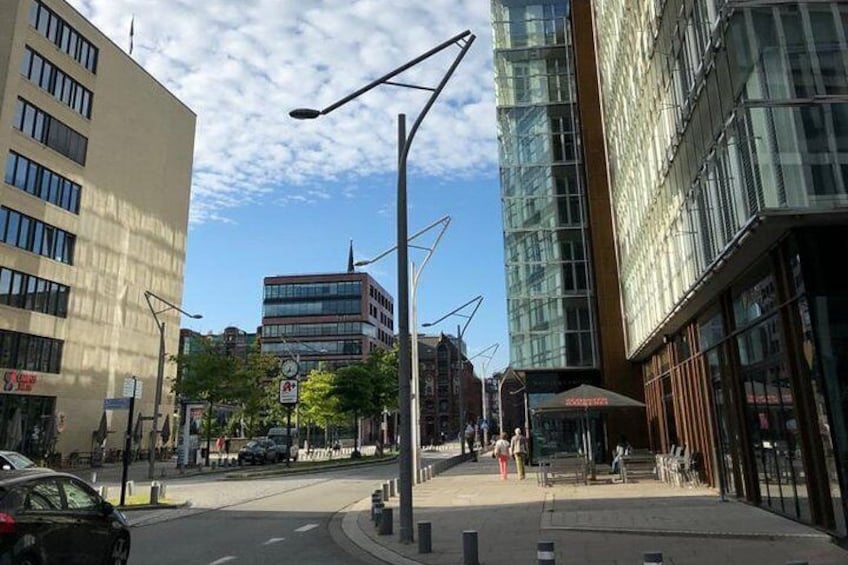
left=343, top=457, right=848, bottom=564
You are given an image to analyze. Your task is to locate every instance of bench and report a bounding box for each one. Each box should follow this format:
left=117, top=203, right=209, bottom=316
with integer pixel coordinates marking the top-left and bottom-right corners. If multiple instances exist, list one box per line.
left=618, top=451, right=657, bottom=483
left=538, top=454, right=588, bottom=486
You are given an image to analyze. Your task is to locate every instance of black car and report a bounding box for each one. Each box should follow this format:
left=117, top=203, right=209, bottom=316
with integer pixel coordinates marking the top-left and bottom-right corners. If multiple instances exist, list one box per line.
left=238, top=438, right=275, bottom=465
left=0, top=468, right=130, bottom=565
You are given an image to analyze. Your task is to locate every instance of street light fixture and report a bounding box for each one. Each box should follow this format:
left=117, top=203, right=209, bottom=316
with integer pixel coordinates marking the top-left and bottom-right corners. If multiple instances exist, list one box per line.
left=290, top=30, right=475, bottom=544
left=143, top=290, right=202, bottom=480
left=468, top=343, right=499, bottom=446
left=356, top=215, right=451, bottom=482
left=422, top=295, right=483, bottom=456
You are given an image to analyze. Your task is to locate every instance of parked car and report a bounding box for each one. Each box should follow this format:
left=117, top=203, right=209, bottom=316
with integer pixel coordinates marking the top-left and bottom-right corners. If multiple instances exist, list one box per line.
left=266, top=427, right=299, bottom=463
left=0, top=468, right=130, bottom=564
left=237, top=438, right=275, bottom=465
left=0, top=451, right=37, bottom=471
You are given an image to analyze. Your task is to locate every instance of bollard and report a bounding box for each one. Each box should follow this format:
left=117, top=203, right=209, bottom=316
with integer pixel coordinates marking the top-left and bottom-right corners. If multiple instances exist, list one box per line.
left=462, top=530, right=479, bottom=565
left=389, top=478, right=396, bottom=498
left=643, top=551, right=663, bottom=565
left=382, top=482, right=390, bottom=501
left=97, top=485, right=107, bottom=499
left=149, top=482, right=160, bottom=505
left=537, top=541, right=555, bottom=564
left=91, top=472, right=97, bottom=484
left=373, top=502, right=384, bottom=526
left=126, top=480, right=134, bottom=496
left=378, top=507, right=393, bottom=535
left=371, top=493, right=382, bottom=521
left=418, top=521, right=432, bottom=554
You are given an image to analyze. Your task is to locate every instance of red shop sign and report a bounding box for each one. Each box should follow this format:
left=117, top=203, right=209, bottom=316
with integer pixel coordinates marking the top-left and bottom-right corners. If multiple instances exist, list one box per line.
left=2, top=370, right=39, bottom=392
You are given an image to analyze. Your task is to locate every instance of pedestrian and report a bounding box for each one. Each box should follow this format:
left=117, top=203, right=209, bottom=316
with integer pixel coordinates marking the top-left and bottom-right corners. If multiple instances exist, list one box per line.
left=215, top=435, right=224, bottom=458
left=610, top=434, right=630, bottom=475
left=464, top=422, right=475, bottom=454
left=223, top=435, right=231, bottom=457
left=493, top=431, right=511, bottom=480
left=510, top=427, right=528, bottom=479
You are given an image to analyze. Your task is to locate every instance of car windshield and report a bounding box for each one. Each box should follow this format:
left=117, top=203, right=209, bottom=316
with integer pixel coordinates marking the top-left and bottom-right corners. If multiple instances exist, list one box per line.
left=3, top=453, right=35, bottom=469
left=245, top=441, right=258, bottom=448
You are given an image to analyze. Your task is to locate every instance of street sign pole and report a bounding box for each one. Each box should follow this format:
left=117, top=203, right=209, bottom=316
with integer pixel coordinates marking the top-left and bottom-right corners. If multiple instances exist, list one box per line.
left=119, top=377, right=137, bottom=506
left=279, top=378, right=298, bottom=469
left=286, top=406, right=293, bottom=468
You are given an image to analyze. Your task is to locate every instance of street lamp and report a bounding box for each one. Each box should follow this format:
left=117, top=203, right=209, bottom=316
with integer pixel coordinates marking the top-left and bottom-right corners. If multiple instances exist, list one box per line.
left=291, top=30, right=475, bottom=544
left=468, top=343, right=499, bottom=446
left=422, top=295, right=483, bottom=456
left=143, top=290, right=202, bottom=480
left=356, top=215, right=451, bottom=482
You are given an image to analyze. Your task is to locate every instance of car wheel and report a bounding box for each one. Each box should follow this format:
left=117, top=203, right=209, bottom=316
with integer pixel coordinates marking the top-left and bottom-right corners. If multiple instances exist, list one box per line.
left=106, top=535, right=130, bottom=565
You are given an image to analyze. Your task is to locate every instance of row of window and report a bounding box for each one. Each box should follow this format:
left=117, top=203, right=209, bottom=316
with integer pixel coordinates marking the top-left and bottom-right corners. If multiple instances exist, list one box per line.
left=14, top=98, right=88, bottom=166
left=0, top=207, right=75, bottom=265
left=0, top=329, right=63, bottom=374
left=4, top=151, right=81, bottom=214
left=28, top=0, right=98, bottom=73
left=264, top=281, right=362, bottom=300
left=21, top=47, right=93, bottom=119
left=263, top=299, right=362, bottom=318
left=368, top=285, right=392, bottom=310
left=261, top=339, right=363, bottom=356
left=262, top=322, right=375, bottom=338
left=0, top=266, right=69, bottom=318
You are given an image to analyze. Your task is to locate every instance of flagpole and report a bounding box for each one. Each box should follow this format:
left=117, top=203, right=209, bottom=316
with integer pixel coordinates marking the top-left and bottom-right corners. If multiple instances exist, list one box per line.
left=129, top=15, right=134, bottom=55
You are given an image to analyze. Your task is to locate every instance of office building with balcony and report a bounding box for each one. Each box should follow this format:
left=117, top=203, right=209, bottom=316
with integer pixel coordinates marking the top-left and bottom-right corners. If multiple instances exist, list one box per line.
left=260, top=272, right=394, bottom=376
left=491, top=0, right=639, bottom=460
left=593, top=0, right=848, bottom=535
left=0, top=0, right=195, bottom=461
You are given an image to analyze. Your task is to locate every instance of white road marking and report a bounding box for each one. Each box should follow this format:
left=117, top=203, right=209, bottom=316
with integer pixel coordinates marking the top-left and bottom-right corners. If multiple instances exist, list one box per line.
left=294, top=523, right=319, bottom=532
left=208, top=558, right=237, bottom=565
left=262, top=537, right=286, bottom=545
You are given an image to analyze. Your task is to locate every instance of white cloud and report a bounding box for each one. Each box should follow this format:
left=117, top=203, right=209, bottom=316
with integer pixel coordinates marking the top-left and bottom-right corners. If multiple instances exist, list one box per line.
left=68, top=0, right=497, bottom=224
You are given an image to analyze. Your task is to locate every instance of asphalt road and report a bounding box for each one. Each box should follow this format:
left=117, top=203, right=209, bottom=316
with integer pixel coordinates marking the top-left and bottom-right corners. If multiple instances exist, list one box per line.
left=126, top=463, right=399, bottom=565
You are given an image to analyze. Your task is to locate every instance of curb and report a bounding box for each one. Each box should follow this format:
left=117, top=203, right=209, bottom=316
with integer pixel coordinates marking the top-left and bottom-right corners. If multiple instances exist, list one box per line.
left=540, top=523, right=833, bottom=540
left=221, top=456, right=399, bottom=480
left=340, top=496, right=423, bottom=565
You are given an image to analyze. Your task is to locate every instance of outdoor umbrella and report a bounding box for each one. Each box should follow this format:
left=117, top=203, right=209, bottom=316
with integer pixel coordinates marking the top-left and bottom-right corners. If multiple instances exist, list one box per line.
left=93, top=411, right=108, bottom=446
left=160, top=414, right=171, bottom=444
left=534, top=384, right=645, bottom=476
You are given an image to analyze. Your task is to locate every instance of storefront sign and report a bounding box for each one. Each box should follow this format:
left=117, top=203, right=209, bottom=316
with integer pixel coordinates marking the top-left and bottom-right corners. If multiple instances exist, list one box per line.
left=564, top=397, right=609, bottom=407
left=2, top=370, right=38, bottom=392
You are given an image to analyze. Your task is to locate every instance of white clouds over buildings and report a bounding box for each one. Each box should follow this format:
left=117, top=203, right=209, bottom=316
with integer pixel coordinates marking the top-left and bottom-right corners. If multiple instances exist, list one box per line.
left=69, top=0, right=498, bottom=223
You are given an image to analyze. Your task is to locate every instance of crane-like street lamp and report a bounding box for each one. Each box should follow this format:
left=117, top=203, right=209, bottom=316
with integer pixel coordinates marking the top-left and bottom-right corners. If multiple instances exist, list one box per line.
left=143, top=290, right=202, bottom=480
left=422, top=295, right=483, bottom=456
left=468, top=343, right=499, bottom=446
left=290, top=31, right=475, bottom=543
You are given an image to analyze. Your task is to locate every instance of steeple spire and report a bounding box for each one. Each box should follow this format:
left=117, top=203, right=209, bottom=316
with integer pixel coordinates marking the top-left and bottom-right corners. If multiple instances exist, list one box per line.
left=347, top=239, right=354, bottom=272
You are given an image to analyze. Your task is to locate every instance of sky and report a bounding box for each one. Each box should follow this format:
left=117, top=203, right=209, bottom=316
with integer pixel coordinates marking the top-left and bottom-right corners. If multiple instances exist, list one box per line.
left=68, top=0, right=510, bottom=378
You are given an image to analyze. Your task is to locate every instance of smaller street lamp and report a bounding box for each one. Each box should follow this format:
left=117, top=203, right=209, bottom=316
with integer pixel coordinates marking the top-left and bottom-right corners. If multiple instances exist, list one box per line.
left=468, top=343, right=499, bottom=446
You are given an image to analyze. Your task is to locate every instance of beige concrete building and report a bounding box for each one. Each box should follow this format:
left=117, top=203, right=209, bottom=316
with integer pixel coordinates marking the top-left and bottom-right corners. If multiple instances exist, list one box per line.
left=0, top=0, right=195, bottom=463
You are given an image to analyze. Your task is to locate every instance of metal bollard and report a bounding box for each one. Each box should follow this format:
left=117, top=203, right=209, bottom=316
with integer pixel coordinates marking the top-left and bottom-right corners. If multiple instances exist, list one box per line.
left=462, top=530, right=479, bottom=565
left=126, top=480, right=134, bottom=496
left=382, top=482, right=390, bottom=500
left=371, top=493, right=382, bottom=521
left=149, top=482, right=160, bottom=505
left=643, top=551, right=663, bottom=565
left=537, top=541, right=555, bottom=564
left=389, top=478, right=396, bottom=497
left=378, top=507, right=393, bottom=535
left=418, top=521, right=432, bottom=554
left=91, top=472, right=97, bottom=484
left=373, top=502, right=384, bottom=526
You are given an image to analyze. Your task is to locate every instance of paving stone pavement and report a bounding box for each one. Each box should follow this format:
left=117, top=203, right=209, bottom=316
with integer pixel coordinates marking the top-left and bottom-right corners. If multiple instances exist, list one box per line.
left=343, top=456, right=848, bottom=565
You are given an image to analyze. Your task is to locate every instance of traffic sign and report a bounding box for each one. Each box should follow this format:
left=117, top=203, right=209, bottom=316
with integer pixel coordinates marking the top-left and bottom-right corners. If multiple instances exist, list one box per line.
left=104, top=397, right=131, bottom=410
left=123, top=377, right=142, bottom=399
left=279, top=379, right=298, bottom=404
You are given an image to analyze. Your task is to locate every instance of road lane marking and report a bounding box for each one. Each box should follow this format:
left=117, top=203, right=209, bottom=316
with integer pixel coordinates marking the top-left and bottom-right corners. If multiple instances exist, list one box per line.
left=295, top=523, right=319, bottom=532
left=208, top=558, right=236, bottom=565
left=262, top=537, right=286, bottom=545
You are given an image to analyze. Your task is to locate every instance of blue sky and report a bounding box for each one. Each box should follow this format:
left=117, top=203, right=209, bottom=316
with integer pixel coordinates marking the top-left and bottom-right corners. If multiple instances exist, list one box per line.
left=69, top=0, right=510, bottom=377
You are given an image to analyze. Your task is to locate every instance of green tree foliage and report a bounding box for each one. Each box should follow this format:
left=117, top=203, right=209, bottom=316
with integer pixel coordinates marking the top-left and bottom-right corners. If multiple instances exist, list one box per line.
left=299, top=369, right=346, bottom=445
left=236, top=345, right=283, bottom=438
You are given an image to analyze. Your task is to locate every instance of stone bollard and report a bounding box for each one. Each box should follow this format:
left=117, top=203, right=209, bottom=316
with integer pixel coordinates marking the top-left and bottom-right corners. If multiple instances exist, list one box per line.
left=382, top=482, right=390, bottom=501
left=149, top=482, right=160, bottom=505
left=373, top=502, right=384, bottom=526
left=537, top=541, right=555, bottom=564
left=643, top=551, right=663, bottom=565
left=91, top=472, right=97, bottom=484
left=378, top=507, right=393, bottom=535
left=389, top=478, right=396, bottom=498
left=371, top=492, right=382, bottom=521
left=418, top=521, right=432, bottom=554
left=97, top=485, right=108, bottom=499
left=463, top=530, right=479, bottom=565
left=126, top=480, right=134, bottom=496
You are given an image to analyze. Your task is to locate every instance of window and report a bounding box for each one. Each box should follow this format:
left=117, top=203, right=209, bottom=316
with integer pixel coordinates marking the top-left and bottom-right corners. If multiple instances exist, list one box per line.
left=13, top=99, right=87, bottom=165
left=0, top=207, right=76, bottom=265
left=20, top=47, right=93, bottom=118
left=61, top=479, right=99, bottom=510
left=0, top=329, right=63, bottom=373
left=0, top=267, right=69, bottom=317
left=28, top=0, right=98, bottom=73
left=25, top=480, right=62, bottom=511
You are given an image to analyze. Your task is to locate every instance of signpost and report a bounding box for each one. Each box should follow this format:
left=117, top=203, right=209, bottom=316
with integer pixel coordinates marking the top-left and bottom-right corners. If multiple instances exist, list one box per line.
left=279, top=378, right=298, bottom=467
left=103, top=376, right=140, bottom=507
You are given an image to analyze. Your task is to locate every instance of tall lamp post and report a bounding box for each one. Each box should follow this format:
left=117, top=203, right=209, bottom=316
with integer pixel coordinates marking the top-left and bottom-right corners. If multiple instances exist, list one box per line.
left=290, top=30, right=474, bottom=544
left=468, top=343, right=499, bottom=446
left=143, top=290, right=202, bottom=480
left=422, top=295, right=483, bottom=456
left=356, top=215, right=451, bottom=482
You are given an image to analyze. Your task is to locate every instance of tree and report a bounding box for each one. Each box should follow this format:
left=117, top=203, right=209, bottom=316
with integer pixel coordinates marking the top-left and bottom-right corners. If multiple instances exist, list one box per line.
left=171, top=338, right=246, bottom=465
left=333, top=364, right=372, bottom=457
left=234, top=346, right=283, bottom=438
left=299, top=369, right=346, bottom=447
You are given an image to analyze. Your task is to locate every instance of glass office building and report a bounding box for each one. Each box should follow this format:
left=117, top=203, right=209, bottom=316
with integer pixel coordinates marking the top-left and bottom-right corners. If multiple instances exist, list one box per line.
left=491, top=0, right=639, bottom=460
left=593, top=0, right=848, bottom=535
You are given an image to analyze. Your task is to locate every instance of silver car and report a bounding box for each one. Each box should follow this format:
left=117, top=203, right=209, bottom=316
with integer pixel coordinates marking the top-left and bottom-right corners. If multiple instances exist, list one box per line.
left=0, top=451, right=37, bottom=471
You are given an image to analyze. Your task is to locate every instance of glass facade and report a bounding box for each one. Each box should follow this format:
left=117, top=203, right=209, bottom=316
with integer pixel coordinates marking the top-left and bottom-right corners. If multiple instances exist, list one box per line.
left=492, top=0, right=598, bottom=369
left=594, top=0, right=848, bottom=355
